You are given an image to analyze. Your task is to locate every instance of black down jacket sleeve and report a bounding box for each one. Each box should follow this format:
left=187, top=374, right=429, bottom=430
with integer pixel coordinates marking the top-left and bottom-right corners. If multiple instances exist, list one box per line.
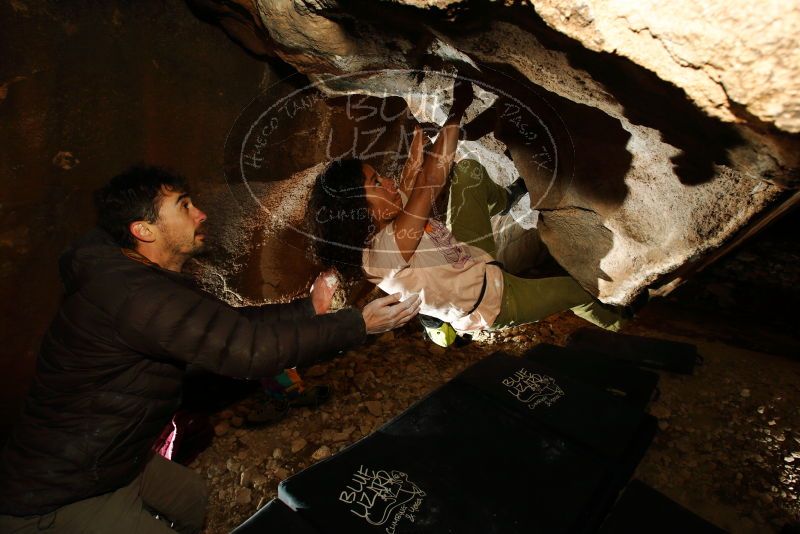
left=238, top=297, right=316, bottom=322
left=114, top=272, right=366, bottom=379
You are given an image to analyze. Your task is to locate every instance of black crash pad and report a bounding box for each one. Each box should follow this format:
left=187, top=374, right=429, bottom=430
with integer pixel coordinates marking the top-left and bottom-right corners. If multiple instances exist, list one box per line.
left=278, top=352, right=656, bottom=534
left=566, top=328, right=699, bottom=375
left=524, top=343, right=660, bottom=412
left=452, top=352, right=654, bottom=460
left=600, top=480, right=726, bottom=533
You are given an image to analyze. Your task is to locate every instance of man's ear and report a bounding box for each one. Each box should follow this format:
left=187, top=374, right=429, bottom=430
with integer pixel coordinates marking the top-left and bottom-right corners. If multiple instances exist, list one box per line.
left=129, top=221, right=156, bottom=243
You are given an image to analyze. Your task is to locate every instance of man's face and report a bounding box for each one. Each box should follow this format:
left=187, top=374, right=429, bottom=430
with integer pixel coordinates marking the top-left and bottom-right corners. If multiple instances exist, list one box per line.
left=154, top=187, right=207, bottom=258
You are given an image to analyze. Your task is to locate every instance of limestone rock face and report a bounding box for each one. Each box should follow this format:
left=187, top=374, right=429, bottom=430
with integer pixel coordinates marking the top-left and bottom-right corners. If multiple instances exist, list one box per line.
left=530, top=0, right=800, bottom=134
left=378, top=0, right=800, bottom=134
left=200, top=0, right=799, bottom=305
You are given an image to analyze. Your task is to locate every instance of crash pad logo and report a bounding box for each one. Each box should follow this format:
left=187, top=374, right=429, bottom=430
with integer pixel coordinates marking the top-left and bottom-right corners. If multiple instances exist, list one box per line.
left=338, top=465, right=426, bottom=532
left=503, top=368, right=564, bottom=409
left=223, top=69, right=569, bottom=264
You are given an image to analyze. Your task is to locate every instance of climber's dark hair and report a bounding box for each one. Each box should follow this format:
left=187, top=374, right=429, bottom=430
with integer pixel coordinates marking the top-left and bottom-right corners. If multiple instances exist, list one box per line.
left=307, top=158, right=375, bottom=281
left=94, top=165, right=189, bottom=248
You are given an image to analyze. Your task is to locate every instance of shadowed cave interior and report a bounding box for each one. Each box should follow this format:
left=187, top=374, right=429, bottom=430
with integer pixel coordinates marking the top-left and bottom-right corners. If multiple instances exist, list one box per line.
left=1, top=1, right=799, bottom=533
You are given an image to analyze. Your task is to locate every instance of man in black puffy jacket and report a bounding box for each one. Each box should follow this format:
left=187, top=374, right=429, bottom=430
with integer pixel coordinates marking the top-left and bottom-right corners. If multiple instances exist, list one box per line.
left=0, top=166, right=420, bottom=533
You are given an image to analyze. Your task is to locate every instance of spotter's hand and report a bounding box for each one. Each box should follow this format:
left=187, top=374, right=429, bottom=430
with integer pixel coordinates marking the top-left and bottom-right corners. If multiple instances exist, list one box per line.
left=361, top=293, right=421, bottom=334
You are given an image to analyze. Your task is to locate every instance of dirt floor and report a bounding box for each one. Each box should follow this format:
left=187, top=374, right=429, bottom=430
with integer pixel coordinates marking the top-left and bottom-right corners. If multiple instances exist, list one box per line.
left=189, top=210, right=800, bottom=533
left=190, top=297, right=800, bottom=533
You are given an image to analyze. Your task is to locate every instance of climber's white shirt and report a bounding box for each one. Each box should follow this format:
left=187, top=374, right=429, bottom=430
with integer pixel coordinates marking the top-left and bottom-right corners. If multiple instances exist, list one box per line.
left=362, top=193, right=503, bottom=331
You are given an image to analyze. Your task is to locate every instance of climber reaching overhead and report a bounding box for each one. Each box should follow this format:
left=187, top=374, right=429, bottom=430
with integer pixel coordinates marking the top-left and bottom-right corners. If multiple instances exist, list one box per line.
left=308, top=76, right=626, bottom=345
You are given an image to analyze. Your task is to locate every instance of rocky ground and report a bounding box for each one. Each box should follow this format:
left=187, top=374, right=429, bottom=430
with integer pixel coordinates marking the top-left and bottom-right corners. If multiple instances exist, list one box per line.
left=190, top=299, right=800, bottom=533
left=189, top=212, right=800, bottom=533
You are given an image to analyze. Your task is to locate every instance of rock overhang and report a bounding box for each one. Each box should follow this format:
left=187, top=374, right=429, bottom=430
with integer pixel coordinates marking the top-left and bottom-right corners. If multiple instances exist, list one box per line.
left=195, top=0, right=800, bottom=305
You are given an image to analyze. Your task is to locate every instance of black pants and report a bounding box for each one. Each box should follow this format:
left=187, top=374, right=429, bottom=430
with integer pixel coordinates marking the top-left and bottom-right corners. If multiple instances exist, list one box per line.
left=0, top=454, right=208, bottom=533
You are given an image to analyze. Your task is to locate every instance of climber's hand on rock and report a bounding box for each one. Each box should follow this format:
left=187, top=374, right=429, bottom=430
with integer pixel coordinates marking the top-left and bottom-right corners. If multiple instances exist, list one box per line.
left=361, top=293, right=420, bottom=334
left=450, top=76, right=474, bottom=118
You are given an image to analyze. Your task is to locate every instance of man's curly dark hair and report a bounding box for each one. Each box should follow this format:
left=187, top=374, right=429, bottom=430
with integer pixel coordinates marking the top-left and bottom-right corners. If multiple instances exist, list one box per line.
left=94, top=165, right=188, bottom=248
left=307, top=158, right=376, bottom=281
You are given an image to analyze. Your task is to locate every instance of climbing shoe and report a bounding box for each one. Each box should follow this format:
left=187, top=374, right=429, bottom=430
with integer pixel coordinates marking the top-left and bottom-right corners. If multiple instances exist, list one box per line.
left=499, top=177, right=528, bottom=216
left=419, top=314, right=458, bottom=348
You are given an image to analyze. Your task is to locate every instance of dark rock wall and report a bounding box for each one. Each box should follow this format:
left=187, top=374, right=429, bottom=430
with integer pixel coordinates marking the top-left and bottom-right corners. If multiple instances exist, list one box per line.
left=0, top=0, right=267, bottom=434
left=204, top=0, right=796, bottom=306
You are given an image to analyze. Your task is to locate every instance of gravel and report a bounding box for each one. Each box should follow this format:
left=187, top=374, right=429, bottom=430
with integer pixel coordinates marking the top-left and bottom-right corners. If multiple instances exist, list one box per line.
left=191, top=306, right=800, bottom=533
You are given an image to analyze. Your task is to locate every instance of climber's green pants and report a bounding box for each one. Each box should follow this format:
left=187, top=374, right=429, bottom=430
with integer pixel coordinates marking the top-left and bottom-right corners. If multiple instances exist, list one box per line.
left=446, top=159, right=625, bottom=331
